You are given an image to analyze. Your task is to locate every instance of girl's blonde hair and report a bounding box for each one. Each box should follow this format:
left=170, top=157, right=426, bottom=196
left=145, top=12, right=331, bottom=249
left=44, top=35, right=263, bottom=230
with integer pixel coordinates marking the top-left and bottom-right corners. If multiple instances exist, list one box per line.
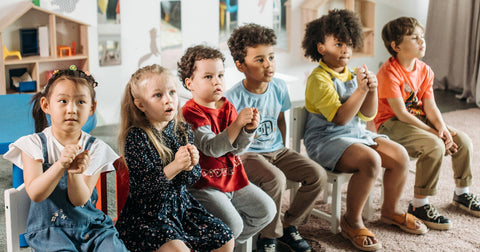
left=119, top=64, right=187, bottom=162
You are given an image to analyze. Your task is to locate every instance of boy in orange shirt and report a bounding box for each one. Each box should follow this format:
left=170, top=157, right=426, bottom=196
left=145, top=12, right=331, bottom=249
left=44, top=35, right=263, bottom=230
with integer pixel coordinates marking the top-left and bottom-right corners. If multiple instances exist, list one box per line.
left=375, top=17, right=480, bottom=231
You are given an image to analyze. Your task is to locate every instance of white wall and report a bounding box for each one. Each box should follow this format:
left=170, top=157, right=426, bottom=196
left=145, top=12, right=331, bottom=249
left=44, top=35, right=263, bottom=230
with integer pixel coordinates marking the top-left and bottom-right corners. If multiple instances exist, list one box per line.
left=0, top=0, right=430, bottom=126
left=91, top=0, right=162, bottom=125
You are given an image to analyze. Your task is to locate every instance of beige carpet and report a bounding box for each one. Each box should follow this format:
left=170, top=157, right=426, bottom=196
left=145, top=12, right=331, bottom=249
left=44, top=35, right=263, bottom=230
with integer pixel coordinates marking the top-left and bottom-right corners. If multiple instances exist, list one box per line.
left=292, top=108, right=480, bottom=251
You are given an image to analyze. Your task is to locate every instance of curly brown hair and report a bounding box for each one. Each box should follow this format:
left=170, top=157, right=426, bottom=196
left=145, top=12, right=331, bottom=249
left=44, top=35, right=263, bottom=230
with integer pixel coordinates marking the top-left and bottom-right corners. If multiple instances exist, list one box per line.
left=227, top=23, right=277, bottom=63
left=381, top=17, right=424, bottom=57
left=302, top=9, right=364, bottom=62
left=177, top=45, right=225, bottom=90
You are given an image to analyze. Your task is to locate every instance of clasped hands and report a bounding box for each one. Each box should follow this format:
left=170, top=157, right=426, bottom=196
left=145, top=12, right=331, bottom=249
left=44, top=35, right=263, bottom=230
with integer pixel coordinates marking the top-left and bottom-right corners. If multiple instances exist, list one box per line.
left=174, top=144, right=199, bottom=172
left=237, top=107, right=260, bottom=132
left=356, top=64, right=377, bottom=92
left=439, top=129, right=458, bottom=156
left=60, top=144, right=90, bottom=174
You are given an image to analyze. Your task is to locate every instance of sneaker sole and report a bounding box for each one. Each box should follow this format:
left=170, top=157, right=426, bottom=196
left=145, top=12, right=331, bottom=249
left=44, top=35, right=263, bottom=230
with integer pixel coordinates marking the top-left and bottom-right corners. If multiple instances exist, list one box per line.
left=452, top=201, right=480, bottom=217
left=277, top=239, right=311, bottom=252
left=421, top=220, right=451, bottom=230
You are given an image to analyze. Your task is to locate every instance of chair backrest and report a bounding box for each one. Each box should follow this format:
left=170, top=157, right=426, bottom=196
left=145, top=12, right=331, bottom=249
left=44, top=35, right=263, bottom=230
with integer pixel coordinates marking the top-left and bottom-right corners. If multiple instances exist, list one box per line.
left=113, top=156, right=129, bottom=220
left=4, top=184, right=30, bottom=252
left=291, top=106, right=307, bottom=153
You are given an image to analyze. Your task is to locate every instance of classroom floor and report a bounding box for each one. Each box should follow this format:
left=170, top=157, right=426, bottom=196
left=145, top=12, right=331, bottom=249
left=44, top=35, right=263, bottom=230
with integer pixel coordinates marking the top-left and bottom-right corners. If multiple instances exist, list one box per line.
left=0, top=89, right=476, bottom=251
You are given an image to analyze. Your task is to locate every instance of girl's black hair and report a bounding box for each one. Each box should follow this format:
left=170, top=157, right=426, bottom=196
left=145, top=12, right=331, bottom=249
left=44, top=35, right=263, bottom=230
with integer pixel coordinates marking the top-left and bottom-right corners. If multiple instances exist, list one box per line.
left=302, top=9, right=364, bottom=62
left=31, top=69, right=97, bottom=132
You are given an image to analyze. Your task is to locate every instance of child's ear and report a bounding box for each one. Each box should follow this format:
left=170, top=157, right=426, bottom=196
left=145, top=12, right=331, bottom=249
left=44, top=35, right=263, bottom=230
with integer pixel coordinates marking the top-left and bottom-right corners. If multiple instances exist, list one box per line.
left=185, top=77, right=193, bottom=91
left=317, top=43, right=326, bottom=55
left=90, top=101, right=97, bottom=116
left=391, top=41, right=401, bottom=53
left=40, top=97, right=50, bottom=114
left=134, top=98, right=146, bottom=113
left=235, top=60, right=245, bottom=73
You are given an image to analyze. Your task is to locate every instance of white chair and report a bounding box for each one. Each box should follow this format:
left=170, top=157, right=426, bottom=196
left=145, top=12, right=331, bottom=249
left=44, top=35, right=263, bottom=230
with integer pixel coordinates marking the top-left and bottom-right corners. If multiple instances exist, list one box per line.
left=290, top=106, right=374, bottom=234
left=4, top=184, right=30, bottom=252
left=235, top=237, right=252, bottom=252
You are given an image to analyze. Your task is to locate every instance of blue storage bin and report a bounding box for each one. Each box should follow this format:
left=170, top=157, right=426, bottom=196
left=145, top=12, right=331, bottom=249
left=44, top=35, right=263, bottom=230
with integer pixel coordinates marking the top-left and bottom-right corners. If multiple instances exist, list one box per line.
left=18, top=81, right=36, bottom=93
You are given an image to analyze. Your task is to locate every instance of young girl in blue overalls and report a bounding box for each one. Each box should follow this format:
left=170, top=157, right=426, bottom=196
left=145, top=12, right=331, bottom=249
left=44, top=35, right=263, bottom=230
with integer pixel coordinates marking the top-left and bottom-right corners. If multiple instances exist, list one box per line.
left=301, top=9, right=427, bottom=251
left=3, top=69, right=128, bottom=251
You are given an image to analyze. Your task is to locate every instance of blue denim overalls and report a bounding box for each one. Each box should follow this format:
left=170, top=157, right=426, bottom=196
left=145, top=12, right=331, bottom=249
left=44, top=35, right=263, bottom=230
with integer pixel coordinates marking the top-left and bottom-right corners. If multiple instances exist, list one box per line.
left=25, top=132, right=128, bottom=252
left=304, top=66, right=383, bottom=170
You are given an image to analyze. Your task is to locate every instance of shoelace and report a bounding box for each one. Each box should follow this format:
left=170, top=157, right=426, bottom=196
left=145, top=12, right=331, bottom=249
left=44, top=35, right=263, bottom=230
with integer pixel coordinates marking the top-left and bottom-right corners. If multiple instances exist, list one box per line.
left=465, top=193, right=480, bottom=208
left=289, top=230, right=303, bottom=241
left=263, top=243, right=276, bottom=252
left=425, top=204, right=442, bottom=220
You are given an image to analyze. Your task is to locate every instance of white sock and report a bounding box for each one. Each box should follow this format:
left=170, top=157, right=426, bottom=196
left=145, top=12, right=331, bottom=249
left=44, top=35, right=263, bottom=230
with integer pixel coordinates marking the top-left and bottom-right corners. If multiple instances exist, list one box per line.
left=412, top=197, right=429, bottom=208
left=455, top=187, right=469, bottom=195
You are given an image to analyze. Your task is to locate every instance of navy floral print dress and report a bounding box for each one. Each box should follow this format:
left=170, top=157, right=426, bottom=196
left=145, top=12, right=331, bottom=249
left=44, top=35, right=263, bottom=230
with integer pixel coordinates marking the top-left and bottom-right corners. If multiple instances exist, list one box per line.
left=115, top=121, right=233, bottom=252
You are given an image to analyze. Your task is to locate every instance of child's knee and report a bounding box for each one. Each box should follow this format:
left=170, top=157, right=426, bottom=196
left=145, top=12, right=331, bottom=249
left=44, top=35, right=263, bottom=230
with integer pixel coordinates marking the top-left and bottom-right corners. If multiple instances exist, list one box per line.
left=229, top=219, right=244, bottom=239
left=424, top=137, right=446, bottom=159
left=309, top=164, right=327, bottom=188
left=262, top=171, right=287, bottom=194
left=361, top=153, right=382, bottom=178
left=454, top=130, right=473, bottom=150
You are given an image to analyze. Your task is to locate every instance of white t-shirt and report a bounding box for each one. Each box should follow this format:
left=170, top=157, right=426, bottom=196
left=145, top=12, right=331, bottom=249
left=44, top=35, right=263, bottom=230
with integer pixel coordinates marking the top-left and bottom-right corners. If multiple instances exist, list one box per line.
left=3, top=127, right=118, bottom=176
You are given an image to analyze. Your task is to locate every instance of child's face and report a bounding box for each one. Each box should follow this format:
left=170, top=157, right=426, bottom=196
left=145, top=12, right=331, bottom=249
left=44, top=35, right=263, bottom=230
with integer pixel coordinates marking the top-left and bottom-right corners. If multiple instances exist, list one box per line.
left=236, top=44, right=276, bottom=85
left=318, top=35, right=353, bottom=72
left=395, top=26, right=425, bottom=59
left=186, top=58, right=225, bottom=108
left=41, top=79, right=95, bottom=134
left=134, top=73, right=178, bottom=130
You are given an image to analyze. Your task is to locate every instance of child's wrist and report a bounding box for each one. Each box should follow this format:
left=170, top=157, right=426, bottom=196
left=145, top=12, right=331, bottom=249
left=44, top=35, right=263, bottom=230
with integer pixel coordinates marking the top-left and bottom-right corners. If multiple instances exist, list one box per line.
left=244, top=127, right=256, bottom=134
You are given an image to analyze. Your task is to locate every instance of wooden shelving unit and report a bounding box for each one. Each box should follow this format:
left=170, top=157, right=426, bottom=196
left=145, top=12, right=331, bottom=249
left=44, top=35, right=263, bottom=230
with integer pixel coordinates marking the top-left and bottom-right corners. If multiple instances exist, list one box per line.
left=301, top=0, right=376, bottom=58
left=0, top=1, right=89, bottom=95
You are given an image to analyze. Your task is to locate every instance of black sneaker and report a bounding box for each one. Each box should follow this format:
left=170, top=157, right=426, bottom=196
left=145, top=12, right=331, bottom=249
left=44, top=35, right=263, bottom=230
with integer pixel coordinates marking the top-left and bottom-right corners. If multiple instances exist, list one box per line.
left=277, top=226, right=311, bottom=252
left=256, top=235, right=277, bottom=252
left=408, top=203, right=452, bottom=230
left=452, top=192, right=480, bottom=217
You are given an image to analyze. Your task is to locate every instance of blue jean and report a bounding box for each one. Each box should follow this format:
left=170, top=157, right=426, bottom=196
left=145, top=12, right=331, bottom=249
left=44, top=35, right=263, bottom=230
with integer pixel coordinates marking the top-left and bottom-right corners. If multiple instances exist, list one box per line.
left=189, top=183, right=276, bottom=243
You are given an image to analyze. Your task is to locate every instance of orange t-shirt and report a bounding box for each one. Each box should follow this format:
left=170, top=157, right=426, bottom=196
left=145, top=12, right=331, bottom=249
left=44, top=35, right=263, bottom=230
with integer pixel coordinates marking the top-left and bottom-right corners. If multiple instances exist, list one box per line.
left=375, top=57, right=435, bottom=130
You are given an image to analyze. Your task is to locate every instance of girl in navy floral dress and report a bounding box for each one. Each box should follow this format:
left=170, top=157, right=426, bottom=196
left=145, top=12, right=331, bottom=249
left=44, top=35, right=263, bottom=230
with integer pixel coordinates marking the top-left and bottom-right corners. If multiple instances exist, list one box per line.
left=116, top=64, right=234, bottom=252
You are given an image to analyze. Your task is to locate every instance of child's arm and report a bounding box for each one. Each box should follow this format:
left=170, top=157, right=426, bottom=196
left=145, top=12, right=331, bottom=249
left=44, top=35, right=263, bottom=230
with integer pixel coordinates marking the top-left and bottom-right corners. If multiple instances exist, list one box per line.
left=423, top=98, right=457, bottom=154
left=22, top=151, right=66, bottom=202
left=231, top=107, right=259, bottom=154
left=387, top=97, right=438, bottom=134
left=227, top=107, right=258, bottom=144
left=358, top=65, right=378, bottom=118
left=332, top=70, right=369, bottom=125
left=278, top=112, right=287, bottom=146
left=66, top=149, right=102, bottom=206
left=193, top=107, right=258, bottom=157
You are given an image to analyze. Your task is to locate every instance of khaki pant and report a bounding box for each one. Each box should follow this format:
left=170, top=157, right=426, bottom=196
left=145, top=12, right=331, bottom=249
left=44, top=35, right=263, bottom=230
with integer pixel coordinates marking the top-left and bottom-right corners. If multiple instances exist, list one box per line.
left=378, top=117, right=473, bottom=196
left=240, top=147, right=327, bottom=238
